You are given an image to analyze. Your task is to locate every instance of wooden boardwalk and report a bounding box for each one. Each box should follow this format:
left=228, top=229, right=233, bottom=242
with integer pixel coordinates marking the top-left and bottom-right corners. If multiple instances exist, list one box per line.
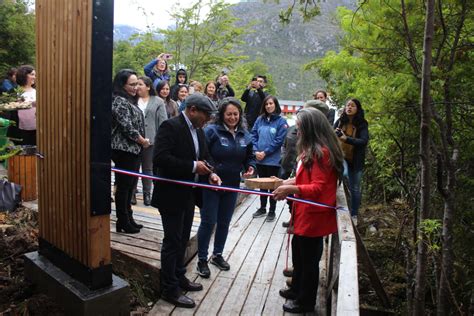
left=148, top=194, right=325, bottom=315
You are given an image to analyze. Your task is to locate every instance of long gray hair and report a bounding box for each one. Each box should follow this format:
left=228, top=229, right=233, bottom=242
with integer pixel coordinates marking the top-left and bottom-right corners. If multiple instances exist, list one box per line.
left=296, top=108, right=344, bottom=181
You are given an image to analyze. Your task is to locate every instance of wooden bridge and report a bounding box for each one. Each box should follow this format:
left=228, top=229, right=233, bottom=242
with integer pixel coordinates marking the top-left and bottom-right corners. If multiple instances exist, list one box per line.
left=110, top=185, right=373, bottom=315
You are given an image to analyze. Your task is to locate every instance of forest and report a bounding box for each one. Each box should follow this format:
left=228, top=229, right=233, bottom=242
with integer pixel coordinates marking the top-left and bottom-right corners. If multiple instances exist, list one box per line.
left=0, top=0, right=473, bottom=314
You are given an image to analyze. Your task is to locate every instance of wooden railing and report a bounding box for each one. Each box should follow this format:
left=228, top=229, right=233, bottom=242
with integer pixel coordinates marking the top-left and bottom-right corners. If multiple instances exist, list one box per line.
left=326, top=184, right=360, bottom=315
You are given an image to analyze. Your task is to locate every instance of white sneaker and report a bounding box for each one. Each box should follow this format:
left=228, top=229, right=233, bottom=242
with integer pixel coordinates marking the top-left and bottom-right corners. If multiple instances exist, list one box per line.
left=351, top=215, right=358, bottom=226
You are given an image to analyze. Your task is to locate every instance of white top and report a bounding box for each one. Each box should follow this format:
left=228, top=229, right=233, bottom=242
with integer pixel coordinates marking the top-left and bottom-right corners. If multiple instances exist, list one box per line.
left=138, top=98, right=147, bottom=115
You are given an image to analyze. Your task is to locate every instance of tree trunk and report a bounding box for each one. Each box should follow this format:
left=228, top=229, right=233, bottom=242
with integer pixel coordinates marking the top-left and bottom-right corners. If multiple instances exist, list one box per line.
left=413, top=0, right=435, bottom=315
left=436, top=1, right=466, bottom=313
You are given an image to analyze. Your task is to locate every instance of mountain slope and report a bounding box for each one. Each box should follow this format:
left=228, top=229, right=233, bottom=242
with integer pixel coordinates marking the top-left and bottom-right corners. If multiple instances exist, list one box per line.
left=230, top=0, right=356, bottom=100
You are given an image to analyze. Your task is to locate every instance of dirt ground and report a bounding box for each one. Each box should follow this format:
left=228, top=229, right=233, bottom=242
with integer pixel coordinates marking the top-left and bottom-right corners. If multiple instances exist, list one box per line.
left=356, top=200, right=412, bottom=314
left=0, top=207, right=153, bottom=316
left=0, top=207, right=64, bottom=315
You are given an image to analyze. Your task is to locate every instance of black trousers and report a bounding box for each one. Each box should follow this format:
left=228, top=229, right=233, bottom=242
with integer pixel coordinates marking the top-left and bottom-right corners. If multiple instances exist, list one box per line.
left=160, top=200, right=195, bottom=297
left=112, top=150, right=140, bottom=217
left=290, top=235, right=324, bottom=308
left=256, top=164, right=280, bottom=212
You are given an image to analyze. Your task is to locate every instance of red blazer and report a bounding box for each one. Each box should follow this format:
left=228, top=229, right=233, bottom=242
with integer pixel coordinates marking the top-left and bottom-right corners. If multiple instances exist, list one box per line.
left=293, top=148, right=338, bottom=237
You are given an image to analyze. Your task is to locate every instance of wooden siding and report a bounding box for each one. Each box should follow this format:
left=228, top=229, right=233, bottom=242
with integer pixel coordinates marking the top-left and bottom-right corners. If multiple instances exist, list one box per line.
left=36, top=0, right=110, bottom=269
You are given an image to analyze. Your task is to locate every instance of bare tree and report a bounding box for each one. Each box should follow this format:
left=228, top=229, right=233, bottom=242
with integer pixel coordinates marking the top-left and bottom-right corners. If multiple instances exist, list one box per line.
left=434, top=0, right=468, bottom=314
left=413, top=0, right=436, bottom=315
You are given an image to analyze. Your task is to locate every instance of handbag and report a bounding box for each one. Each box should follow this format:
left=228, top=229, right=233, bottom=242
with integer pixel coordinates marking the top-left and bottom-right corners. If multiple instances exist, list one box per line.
left=0, top=179, right=22, bottom=212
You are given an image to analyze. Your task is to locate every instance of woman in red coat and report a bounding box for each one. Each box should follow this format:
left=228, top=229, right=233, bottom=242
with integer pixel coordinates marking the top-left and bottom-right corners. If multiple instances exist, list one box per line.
left=273, top=107, right=344, bottom=313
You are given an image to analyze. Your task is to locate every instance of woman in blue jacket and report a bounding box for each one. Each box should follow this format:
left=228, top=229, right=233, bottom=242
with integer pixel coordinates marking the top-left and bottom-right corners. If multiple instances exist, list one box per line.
left=143, top=54, right=171, bottom=88
left=196, top=98, right=256, bottom=279
left=251, top=95, right=288, bottom=222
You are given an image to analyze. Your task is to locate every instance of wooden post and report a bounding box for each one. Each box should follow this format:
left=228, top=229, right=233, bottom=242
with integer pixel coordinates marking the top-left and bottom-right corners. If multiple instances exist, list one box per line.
left=35, top=0, right=113, bottom=289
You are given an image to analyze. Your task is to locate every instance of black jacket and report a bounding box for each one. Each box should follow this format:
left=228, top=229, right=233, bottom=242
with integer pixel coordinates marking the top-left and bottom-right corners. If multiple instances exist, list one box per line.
left=151, top=113, right=212, bottom=213
left=280, top=125, right=298, bottom=178
left=334, top=118, right=369, bottom=172
left=241, top=88, right=267, bottom=129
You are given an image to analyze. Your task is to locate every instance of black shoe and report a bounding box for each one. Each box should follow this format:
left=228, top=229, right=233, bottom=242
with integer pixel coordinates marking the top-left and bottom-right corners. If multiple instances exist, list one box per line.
left=116, top=219, right=140, bottom=234
left=143, top=193, right=151, bottom=206
left=265, top=211, right=276, bottom=222
left=130, top=193, right=137, bottom=205
left=210, top=255, right=230, bottom=271
left=282, top=300, right=314, bottom=313
left=128, top=210, right=143, bottom=229
left=252, top=208, right=266, bottom=218
left=283, top=267, right=293, bottom=277
left=197, top=259, right=211, bottom=278
left=282, top=221, right=290, bottom=228
left=179, top=277, right=203, bottom=292
left=162, top=294, right=195, bottom=308
left=279, top=288, right=297, bottom=300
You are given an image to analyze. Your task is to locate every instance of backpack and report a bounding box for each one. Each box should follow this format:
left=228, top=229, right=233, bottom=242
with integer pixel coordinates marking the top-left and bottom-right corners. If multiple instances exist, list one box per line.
left=0, top=179, right=22, bottom=212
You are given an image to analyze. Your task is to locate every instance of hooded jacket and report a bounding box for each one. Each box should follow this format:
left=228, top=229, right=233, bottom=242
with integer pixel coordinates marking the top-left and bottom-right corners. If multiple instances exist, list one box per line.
left=251, top=114, right=288, bottom=167
left=170, top=69, right=188, bottom=101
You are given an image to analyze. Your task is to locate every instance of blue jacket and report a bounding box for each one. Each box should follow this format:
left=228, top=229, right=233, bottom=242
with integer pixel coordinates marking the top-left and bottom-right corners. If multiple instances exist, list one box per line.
left=143, top=59, right=171, bottom=85
left=0, top=79, right=17, bottom=93
left=205, top=124, right=256, bottom=187
left=251, top=114, right=288, bottom=167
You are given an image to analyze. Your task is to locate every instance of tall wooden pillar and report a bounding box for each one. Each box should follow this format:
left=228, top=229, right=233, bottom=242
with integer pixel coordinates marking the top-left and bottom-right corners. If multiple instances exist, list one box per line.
left=35, top=0, right=113, bottom=289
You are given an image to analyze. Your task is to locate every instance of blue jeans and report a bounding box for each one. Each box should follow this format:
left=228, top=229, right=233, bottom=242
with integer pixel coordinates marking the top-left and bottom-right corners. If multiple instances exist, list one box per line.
left=344, top=162, right=363, bottom=216
left=198, top=189, right=238, bottom=260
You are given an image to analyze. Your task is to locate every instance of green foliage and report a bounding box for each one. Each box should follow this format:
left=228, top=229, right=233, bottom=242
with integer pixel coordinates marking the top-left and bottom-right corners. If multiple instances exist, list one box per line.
left=113, top=33, right=165, bottom=76
left=229, top=59, right=277, bottom=100
left=418, top=219, right=442, bottom=252
left=305, top=0, right=474, bottom=312
left=0, top=0, right=35, bottom=75
left=161, top=0, right=247, bottom=80
left=269, top=0, right=321, bottom=24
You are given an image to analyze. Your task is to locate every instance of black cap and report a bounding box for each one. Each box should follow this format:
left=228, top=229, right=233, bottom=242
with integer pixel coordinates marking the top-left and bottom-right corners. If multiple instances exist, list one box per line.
left=186, top=93, right=218, bottom=114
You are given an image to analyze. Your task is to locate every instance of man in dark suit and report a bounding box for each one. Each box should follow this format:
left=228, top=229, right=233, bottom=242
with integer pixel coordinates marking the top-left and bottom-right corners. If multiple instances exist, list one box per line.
left=151, top=93, right=221, bottom=308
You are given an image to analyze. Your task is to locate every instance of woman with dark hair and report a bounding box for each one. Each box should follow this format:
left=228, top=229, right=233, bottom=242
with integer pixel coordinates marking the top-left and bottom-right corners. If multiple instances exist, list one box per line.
left=251, top=95, right=288, bottom=221
left=156, top=80, right=178, bottom=119
left=132, top=76, right=168, bottom=206
left=196, top=97, right=256, bottom=278
left=176, top=84, right=189, bottom=112
left=334, top=98, right=369, bottom=223
left=16, top=65, right=36, bottom=145
left=111, top=69, right=150, bottom=234
left=170, top=68, right=188, bottom=100
left=273, top=108, right=344, bottom=313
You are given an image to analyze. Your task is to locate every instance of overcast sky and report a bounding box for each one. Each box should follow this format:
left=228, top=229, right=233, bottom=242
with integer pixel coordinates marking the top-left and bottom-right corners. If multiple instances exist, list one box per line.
left=114, top=0, right=240, bottom=30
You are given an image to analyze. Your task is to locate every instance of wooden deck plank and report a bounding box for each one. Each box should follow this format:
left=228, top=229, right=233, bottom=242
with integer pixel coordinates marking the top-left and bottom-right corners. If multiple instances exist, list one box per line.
left=148, top=194, right=331, bottom=315
left=194, top=276, right=233, bottom=316
left=254, top=208, right=290, bottom=285
left=219, top=274, right=254, bottom=315
left=241, top=282, right=270, bottom=315
left=111, top=241, right=160, bottom=261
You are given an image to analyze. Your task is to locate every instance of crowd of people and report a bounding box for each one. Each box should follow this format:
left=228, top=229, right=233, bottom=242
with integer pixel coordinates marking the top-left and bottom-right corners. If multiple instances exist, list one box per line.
left=1, top=65, right=37, bottom=146
left=1, top=53, right=369, bottom=313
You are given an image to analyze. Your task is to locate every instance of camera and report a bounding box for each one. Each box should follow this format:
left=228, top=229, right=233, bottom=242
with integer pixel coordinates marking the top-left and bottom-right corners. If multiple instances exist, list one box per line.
left=335, top=129, right=343, bottom=137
